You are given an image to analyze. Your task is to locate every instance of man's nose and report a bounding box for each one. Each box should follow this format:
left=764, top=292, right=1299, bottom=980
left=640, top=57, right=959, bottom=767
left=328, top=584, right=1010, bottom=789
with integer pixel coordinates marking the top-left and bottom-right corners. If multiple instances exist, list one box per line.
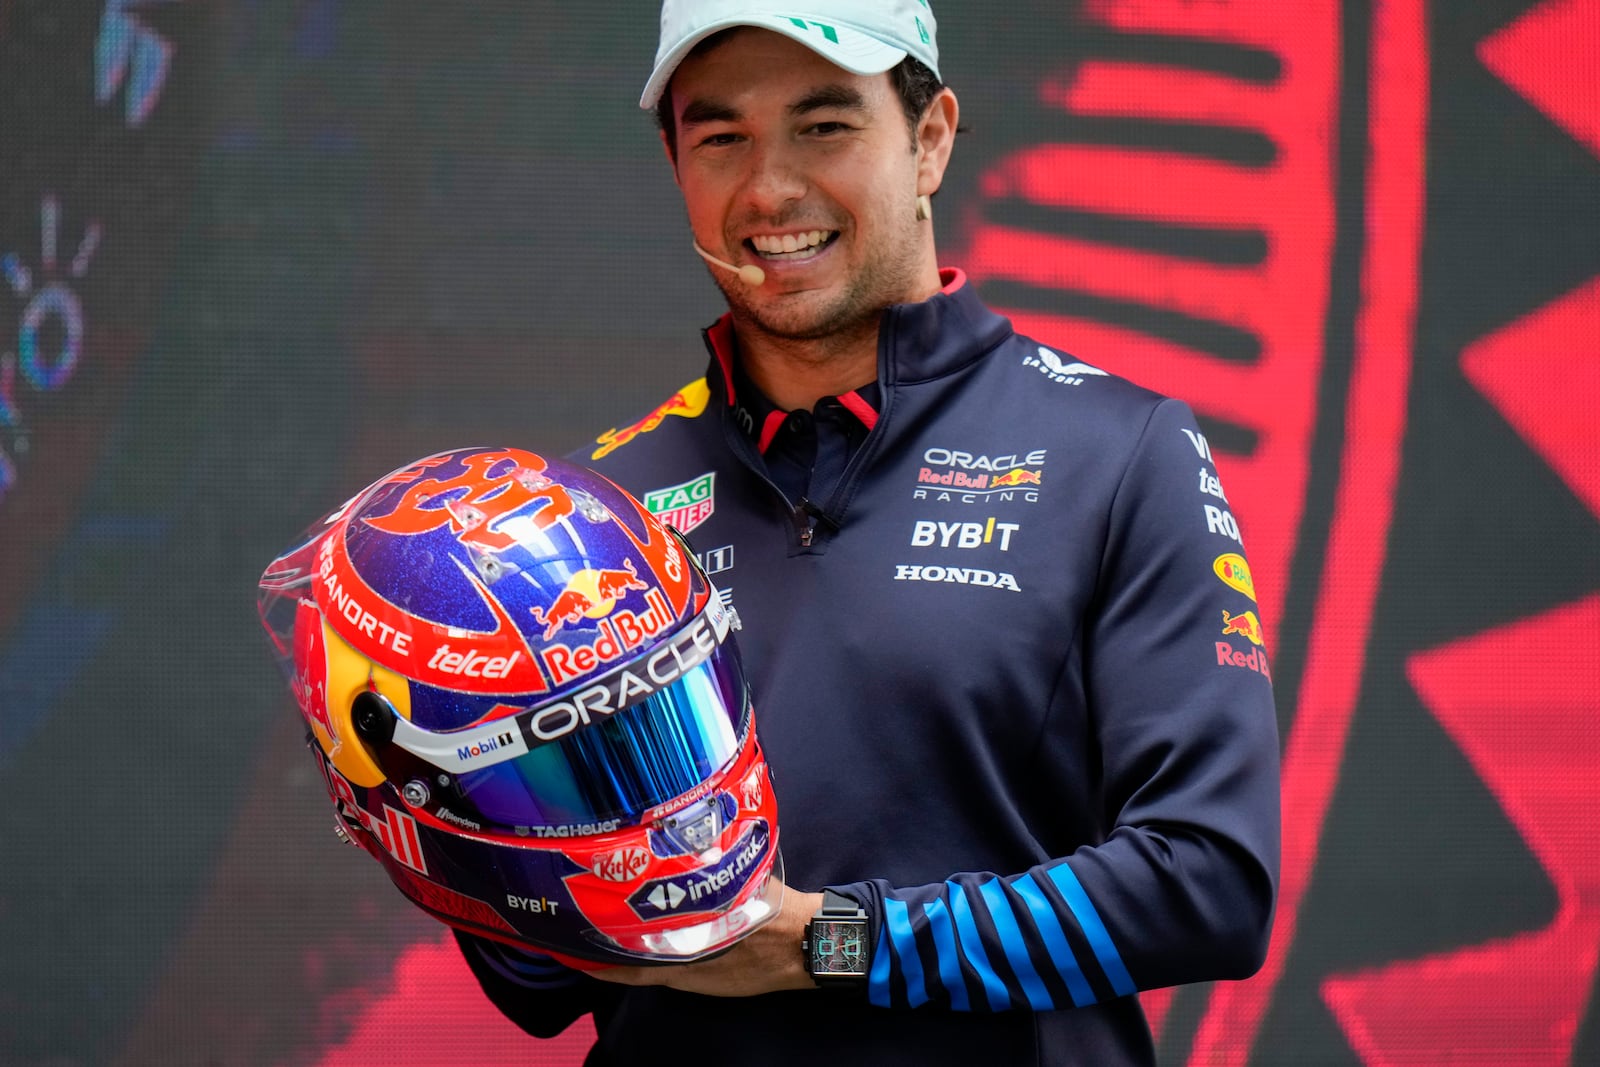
left=739, top=140, right=807, bottom=216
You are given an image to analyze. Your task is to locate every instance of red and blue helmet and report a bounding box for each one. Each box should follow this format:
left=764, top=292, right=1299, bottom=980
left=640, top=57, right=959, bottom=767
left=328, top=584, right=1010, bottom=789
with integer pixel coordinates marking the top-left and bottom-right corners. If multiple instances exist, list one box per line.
left=257, top=447, right=780, bottom=968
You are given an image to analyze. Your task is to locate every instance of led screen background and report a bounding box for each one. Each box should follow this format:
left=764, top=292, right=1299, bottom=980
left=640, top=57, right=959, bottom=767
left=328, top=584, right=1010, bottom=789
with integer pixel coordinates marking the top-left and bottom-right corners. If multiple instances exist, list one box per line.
left=1, top=1, right=1596, bottom=1064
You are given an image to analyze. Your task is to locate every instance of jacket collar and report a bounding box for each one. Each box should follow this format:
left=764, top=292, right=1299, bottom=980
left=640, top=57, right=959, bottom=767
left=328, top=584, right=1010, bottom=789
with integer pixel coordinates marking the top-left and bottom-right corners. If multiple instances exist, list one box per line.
left=701, top=268, right=1010, bottom=407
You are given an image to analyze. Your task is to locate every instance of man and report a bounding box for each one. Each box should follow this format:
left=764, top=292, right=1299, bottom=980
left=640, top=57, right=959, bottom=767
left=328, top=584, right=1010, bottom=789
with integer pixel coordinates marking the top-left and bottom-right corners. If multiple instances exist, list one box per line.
left=457, top=2, right=1280, bottom=1062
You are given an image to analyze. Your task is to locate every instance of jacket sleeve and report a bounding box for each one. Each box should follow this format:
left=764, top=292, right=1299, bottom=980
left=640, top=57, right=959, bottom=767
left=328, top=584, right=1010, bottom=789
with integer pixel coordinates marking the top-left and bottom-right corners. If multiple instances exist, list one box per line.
left=836, top=398, right=1281, bottom=1012
left=453, top=931, right=614, bottom=1038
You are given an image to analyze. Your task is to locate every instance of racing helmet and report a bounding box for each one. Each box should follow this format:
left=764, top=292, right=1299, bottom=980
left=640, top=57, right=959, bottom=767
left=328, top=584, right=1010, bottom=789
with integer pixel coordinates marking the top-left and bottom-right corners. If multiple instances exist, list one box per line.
left=257, top=447, right=780, bottom=969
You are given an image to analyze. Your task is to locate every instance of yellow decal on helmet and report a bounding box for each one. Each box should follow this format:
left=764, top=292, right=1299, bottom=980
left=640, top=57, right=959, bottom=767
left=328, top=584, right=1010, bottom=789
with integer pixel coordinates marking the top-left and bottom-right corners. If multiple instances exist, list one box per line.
left=320, top=617, right=412, bottom=788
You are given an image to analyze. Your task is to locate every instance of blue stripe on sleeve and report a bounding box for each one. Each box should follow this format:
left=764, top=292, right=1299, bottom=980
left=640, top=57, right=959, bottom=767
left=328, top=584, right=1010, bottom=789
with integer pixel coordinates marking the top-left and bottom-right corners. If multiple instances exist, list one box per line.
left=948, top=880, right=1012, bottom=1011
left=1014, top=873, right=1096, bottom=1007
left=868, top=911, right=893, bottom=1008
left=978, top=877, right=1054, bottom=1011
left=881, top=896, right=929, bottom=1007
left=921, top=897, right=970, bottom=1011
left=1048, top=863, right=1137, bottom=996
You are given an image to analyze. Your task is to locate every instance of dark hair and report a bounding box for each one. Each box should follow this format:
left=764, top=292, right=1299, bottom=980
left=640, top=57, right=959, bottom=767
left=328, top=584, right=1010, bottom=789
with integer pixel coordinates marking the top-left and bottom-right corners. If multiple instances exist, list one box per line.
left=654, top=39, right=948, bottom=162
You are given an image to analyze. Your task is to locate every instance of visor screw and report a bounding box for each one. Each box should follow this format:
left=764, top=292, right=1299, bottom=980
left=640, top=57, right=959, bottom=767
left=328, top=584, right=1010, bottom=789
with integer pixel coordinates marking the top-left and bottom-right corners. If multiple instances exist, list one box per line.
left=401, top=779, right=430, bottom=808
left=436, top=773, right=452, bottom=787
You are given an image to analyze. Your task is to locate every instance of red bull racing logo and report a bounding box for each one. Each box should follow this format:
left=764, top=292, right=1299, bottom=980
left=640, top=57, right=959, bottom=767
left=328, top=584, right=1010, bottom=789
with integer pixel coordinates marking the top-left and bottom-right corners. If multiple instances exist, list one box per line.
left=538, top=582, right=676, bottom=686
left=531, top=560, right=650, bottom=640
left=1222, top=608, right=1265, bottom=646
left=591, top=378, right=710, bottom=460
left=991, top=468, right=1043, bottom=488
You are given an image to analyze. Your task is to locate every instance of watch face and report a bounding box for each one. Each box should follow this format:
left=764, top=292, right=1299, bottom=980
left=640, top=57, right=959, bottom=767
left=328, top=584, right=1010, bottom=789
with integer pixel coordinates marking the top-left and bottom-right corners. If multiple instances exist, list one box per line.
left=810, top=919, right=870, bottom=977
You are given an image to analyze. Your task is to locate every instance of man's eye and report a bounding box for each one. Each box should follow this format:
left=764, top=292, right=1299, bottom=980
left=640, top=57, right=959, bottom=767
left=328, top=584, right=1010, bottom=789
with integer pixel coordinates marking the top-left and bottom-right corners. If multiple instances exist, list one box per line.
left=697, top=132, right=741, bottom=147
left=808, top=121, right=850, bottom=135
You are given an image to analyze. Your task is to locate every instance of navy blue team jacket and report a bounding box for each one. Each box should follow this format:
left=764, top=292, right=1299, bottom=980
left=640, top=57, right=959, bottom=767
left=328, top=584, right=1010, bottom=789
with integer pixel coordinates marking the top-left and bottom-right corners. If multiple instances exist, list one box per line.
left=459, top=270, right=1281, bottom=1065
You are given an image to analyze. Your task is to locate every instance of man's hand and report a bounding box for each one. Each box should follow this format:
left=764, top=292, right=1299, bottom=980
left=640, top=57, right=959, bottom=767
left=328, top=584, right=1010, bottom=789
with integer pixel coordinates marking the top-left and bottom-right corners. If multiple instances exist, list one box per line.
left=589, top=884, right=824, bottom=997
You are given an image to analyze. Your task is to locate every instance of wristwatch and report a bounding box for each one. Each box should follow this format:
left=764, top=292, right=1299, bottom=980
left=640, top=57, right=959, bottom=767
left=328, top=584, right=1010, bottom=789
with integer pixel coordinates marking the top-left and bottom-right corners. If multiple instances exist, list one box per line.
left=803, top=889, right=871, bottom=988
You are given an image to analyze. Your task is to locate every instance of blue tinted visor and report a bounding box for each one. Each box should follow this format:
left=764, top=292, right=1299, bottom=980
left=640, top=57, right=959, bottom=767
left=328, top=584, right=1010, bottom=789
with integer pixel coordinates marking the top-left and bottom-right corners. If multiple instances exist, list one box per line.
left=456, top=644, right=750, bottom=830
left=371, top=616, right=752, bottom=834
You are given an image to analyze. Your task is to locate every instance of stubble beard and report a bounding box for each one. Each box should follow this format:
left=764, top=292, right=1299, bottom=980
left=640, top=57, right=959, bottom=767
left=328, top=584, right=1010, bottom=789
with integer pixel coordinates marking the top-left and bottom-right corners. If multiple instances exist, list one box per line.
left=717, top=216, right=925, bottom=353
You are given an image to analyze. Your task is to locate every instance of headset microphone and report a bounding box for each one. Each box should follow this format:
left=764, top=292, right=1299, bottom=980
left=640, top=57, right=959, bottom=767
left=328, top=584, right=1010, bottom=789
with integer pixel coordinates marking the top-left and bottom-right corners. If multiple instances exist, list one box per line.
left=693, top=242, right=766, bottom=287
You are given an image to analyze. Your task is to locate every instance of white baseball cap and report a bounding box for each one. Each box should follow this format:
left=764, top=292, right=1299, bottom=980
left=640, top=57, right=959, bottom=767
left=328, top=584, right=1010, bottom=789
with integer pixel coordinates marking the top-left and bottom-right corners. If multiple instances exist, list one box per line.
left=641, top=0, right=940, bottom=110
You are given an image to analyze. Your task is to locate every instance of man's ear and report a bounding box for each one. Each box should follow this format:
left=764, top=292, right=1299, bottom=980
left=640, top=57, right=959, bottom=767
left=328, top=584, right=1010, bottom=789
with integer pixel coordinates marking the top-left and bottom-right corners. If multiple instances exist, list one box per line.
left=915, top=88, right=960, bottom=197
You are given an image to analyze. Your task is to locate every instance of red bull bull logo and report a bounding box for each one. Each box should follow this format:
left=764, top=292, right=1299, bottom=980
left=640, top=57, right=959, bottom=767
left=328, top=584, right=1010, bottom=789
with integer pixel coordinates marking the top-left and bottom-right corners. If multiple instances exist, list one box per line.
left=592, top=378, right=711, bottom=460
left=991, top=468, right=1043, bottom=488
left=531, top=560, right=650, bottom=641
left=538, top=585, right=677, bottom=686
left=1222, top=608, right=1265, bottom=646
left=1214, top=553, right=1258, bottom=601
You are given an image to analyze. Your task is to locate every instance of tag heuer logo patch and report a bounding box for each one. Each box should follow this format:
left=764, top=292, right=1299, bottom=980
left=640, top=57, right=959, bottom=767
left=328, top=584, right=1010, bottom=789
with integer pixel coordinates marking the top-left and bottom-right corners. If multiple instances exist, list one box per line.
left=644, top=472, right=715, bottom=535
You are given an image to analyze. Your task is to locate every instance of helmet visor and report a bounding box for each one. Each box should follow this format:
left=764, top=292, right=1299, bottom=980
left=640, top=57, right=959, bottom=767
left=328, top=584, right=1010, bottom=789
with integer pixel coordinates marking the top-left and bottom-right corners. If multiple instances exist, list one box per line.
left=373, top=612, right=751, bottom=834
left=459, top=646, right=749, bottom=831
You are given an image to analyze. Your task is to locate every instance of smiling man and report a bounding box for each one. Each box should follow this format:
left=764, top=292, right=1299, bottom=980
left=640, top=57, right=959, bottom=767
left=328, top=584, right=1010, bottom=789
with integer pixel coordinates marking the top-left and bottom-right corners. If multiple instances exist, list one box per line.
left=455, top=3, right=1282, bottom=1064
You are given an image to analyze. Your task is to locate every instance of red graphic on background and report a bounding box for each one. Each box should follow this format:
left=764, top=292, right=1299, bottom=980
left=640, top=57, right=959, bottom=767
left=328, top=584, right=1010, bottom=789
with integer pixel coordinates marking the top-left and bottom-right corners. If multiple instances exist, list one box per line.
left=1324, top=597, right=1600, bottom=1064
left=1462, top=278, right=1600, bottom=519
left=971, top=0, right=1347, bottom=638
left=1319, top=7, right=1600, bottom=1050
left=965, top=0, right=1424, bottom=1057
left=310, top=933, right=594, bottom=1067
left=1478, top=0, right=1600, bottom=159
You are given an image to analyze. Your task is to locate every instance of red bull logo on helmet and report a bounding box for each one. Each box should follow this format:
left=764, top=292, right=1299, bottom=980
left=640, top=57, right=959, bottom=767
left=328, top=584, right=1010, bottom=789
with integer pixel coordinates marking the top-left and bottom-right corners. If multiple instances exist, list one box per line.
left=531, top=559, right=651, bottom=639
left=539, top=585, right=678, bottom=686
left=592, top=378, right=711, bottom=460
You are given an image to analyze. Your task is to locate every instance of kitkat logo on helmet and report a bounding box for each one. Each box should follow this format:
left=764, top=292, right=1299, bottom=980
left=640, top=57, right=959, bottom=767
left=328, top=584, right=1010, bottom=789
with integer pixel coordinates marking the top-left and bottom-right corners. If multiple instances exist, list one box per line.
left=592, top=847, right=653, bottom=884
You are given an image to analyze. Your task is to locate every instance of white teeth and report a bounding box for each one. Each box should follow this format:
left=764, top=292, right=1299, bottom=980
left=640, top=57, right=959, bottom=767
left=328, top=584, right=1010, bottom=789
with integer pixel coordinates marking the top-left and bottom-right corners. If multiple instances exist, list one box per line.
left=751, top=230, right=830, bottom=256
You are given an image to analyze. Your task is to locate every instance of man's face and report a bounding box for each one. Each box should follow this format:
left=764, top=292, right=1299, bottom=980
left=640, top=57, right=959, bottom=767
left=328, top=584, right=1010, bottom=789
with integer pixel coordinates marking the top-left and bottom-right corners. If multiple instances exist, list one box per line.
left=666, top=29, right=939, bottom=342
